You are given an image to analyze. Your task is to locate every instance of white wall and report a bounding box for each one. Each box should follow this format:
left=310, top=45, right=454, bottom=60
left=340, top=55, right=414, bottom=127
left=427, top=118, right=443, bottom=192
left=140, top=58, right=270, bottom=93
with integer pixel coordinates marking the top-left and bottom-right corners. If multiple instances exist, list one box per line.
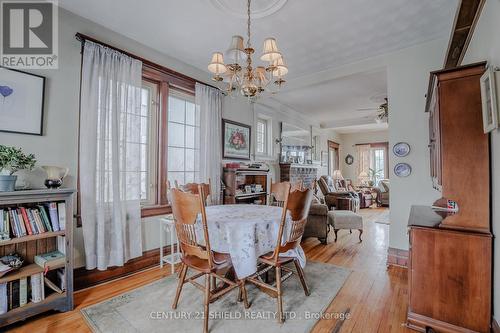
left=339, top=130, right=389, bottom=181
left=462, top=0, right=500, bottom=322
left=0, top=8, right=338, bottom=268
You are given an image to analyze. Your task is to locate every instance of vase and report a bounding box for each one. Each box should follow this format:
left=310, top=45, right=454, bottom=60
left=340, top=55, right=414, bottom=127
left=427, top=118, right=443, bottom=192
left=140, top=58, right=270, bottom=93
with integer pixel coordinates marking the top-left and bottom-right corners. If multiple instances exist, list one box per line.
left=0, top=175, right=17, bottom=192
left=41, top=166, right=68, bottom=189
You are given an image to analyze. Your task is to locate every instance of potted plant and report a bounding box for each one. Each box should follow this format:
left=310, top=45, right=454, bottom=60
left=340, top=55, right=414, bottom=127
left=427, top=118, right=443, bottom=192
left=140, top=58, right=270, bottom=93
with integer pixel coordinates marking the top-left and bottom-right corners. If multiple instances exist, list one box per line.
left=0, top=145, right=36, bottom=192
left=367, top=168, right=383, bottom=186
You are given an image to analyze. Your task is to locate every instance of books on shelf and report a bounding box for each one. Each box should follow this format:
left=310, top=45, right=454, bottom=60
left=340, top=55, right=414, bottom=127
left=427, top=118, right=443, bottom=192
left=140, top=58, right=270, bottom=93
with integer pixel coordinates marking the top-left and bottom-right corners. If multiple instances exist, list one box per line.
left=34, top=251, right=65, bottom=270
left=0, top=202, right=66, bottom=241
left=30, top=273, right=44, bottom=304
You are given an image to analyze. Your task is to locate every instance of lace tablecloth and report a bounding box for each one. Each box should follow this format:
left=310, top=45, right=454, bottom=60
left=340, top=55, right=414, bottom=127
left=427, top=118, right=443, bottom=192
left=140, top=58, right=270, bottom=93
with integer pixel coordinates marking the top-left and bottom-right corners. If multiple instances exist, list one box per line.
left=195, top=204, right=306, bottom=278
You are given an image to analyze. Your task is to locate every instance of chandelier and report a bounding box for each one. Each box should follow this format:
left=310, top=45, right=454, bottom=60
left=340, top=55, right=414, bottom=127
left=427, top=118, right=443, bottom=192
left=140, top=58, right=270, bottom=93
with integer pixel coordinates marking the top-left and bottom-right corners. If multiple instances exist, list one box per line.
left=207, top=0, right=288, bottom=100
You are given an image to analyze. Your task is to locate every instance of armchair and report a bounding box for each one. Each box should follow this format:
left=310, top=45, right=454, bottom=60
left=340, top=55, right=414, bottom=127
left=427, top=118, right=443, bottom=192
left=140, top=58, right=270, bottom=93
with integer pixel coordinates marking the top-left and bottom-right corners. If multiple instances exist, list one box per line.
left=304, top=196, right=329, bottom=244
left=317, top=175, right=360, bottom=210
left=373, top=179, right=389, bottom=206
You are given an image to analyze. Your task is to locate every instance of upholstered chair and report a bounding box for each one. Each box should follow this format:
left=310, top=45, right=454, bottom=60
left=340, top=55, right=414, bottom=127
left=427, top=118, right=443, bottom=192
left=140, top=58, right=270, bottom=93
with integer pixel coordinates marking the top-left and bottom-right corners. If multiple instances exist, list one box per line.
left=317, top=175, right=360, bottom=210
left=374, top=179, right=390, bottom=206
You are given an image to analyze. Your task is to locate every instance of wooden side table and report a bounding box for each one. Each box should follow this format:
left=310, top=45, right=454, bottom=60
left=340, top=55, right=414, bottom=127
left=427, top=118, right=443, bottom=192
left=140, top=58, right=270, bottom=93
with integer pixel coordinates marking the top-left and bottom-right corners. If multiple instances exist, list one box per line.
left=159, top=214, right=182, bottom=273
left=336, top=197, right=353, bottom=211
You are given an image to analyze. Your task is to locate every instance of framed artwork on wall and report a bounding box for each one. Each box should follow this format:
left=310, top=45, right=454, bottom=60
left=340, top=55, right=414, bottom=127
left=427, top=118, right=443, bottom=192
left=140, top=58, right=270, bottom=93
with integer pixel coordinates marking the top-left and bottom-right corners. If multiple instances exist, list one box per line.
left=0, top=67, right=45, bottom=135
left=480, top=66, right=499, bottom=133
left=222, top=118, right=251, bottom=160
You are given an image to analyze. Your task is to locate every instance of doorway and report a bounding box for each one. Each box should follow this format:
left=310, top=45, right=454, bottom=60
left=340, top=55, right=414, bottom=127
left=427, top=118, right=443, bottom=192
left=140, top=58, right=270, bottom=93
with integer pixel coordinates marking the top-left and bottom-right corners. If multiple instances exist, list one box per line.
left=328, top=140, right=340, bottom=176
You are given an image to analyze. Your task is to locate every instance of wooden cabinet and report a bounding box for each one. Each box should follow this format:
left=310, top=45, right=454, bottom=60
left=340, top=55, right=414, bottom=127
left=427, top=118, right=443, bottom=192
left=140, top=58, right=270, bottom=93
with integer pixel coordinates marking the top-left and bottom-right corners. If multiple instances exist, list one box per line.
left=425, top=62, right=489, bottom=233
left=407, top=225, right=492, bottom=333
left=407, top=62, right=491, bottom=332
left=222, top=168, right=268, bottom=205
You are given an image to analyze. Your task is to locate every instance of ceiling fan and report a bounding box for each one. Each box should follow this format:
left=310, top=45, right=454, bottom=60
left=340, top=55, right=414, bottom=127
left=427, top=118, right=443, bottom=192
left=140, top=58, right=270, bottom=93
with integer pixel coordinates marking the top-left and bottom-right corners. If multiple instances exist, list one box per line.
left=356, top=98, right=388, bottom=123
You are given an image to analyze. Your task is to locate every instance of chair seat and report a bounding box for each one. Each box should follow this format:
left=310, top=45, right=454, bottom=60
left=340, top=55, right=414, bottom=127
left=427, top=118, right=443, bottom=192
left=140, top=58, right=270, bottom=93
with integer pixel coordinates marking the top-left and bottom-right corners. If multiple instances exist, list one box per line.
left=181, top=252, right=232, bottom=273
left=259, top=252, right=295, bottom=266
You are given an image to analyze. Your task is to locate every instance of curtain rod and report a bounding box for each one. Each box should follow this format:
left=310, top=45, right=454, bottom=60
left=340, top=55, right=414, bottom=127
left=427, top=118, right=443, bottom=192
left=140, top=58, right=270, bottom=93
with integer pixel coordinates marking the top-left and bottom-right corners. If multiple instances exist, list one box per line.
left=353, top=141, right=389, bottom=147
left=75, top=32, right=219, bottom=90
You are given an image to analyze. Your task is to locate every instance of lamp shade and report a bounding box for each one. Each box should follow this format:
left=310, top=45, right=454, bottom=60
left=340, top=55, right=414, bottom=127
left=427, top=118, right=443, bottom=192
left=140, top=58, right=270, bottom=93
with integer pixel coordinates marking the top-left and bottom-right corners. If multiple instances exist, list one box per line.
left=261, top=37, right=282, bottom=62
left=358, top=171, right=369, bottom=181
left=332, top=170, right=344, bottom=180
left=208, top=52, right=227, bottom=74
left=272, top=56, right=288, bottom=77
left=226, top=35, right=245, bottom=64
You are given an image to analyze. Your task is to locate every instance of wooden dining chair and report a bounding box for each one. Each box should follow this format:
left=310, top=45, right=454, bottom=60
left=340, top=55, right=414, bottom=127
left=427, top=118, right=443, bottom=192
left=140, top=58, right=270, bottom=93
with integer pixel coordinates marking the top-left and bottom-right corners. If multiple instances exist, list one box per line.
left=270, top=181, right=291, bottom=207
left=170, top=186, right=248, bottom=333
left=247, top=187, right=314, bottom=323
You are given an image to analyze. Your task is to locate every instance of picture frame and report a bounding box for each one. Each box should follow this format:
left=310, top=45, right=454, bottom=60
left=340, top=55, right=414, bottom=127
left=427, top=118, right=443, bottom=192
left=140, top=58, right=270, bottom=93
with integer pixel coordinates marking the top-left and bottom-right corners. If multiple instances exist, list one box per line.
left=0, top=67, right=45, bottom=135
left=222, top=118, right=251, bottom=160
left=345, top=154, right=354, bottom=165
left=480, top=66, right=499, bottom=133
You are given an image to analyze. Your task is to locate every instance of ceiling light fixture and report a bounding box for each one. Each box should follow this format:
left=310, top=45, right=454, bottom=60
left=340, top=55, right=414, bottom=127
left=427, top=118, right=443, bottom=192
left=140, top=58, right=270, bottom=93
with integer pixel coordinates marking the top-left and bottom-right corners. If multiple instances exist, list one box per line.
left=207, top=0, right=287, bottom=101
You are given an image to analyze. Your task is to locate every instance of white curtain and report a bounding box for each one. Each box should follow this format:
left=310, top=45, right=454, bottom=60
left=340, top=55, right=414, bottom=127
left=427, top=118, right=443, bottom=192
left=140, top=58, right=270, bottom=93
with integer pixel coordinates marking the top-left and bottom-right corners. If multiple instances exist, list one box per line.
left=79, top=41, right=143, bottom=270
left=196, top=83, right=223, bottom=204
left=355, top=144, right=371, bottom=184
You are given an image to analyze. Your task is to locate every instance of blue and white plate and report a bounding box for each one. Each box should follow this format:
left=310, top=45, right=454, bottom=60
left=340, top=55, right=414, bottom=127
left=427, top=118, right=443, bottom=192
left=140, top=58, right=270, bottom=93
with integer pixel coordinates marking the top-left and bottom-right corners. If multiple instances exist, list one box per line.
left=394, top=163, right=411, bottom=177
left=393, top=142, right=410, bottom=157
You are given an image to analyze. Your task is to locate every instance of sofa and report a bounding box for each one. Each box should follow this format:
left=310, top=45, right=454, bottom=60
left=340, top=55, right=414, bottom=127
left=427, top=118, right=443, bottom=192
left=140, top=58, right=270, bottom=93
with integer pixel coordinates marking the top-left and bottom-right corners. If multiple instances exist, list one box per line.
left=317, top=175, right=360, bottom=210
left=373, top=179, right=389, bottom=206
left=304, top=196, right=329, bottom=244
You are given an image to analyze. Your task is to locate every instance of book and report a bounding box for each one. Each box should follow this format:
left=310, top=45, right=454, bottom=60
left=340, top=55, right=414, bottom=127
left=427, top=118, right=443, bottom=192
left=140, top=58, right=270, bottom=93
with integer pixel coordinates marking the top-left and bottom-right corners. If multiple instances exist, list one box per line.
left=0, top=283, right=6, bottom=315
left=15, top=209, right=27, bottom=236
left=57, top=236, right=66, bottom=255
left=57, top=202, right=66, bottom=231
left=19, top=277, right=27, bottom=307
left=44, top=203, right=60, bottom=232
left=30, top=273, right=42, bottom=303
left=0, top=262, right=13, bottom=277
left=27, top=209, right=39, bottom=235
left=34, top=251, right=65, bottom=269
left=38, top=206, right=53, bottom=232
left=57, top=269, right=66, bottom=291
left=8, top=209, right=19, bottom=237
left=0, top=210, right=9, bottom=241
left=32, top=209, right=46, bottom=233
left=11, top=280, right=19, bottom=309
left=20, top=208, right=33, bottom=235
left=44, top=277, right=63, bottom=294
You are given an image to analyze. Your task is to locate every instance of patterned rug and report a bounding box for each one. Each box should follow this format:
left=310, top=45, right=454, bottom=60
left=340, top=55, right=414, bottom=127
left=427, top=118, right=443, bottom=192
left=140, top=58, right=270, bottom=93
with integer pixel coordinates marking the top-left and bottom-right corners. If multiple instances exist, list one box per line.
left=81, top=261, right=351, bottom=333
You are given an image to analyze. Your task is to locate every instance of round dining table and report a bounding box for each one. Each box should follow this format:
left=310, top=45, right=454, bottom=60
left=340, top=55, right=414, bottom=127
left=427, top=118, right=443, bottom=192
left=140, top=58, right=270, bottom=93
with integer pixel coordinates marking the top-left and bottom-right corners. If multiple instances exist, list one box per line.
left=195, top=204, right=306, bottom=279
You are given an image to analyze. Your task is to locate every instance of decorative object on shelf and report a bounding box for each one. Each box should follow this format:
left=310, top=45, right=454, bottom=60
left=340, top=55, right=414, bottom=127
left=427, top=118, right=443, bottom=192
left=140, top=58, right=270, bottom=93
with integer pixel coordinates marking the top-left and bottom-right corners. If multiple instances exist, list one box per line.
left=480, top=66, right=499, bottom=133
left=394, top=162, right=412, bottom=177
left=0, top=253, right=24, bottom=277
left=345, top=154, right=354, bottom=165
left=393, top=142, right=410, bottom=157
left=0, top=67, right=45, bottom=135
left=207, top=0, right=288, bottom=101
left=41, top=166, right=69, bottom=189
left=0, top=145, right=36, bottom=192
left=222, top=119, right=251, bottom=160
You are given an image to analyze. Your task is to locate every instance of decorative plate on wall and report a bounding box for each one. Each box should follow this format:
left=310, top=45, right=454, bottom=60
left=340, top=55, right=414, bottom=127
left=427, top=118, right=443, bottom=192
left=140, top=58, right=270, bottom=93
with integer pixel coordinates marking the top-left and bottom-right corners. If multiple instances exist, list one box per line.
left=345, top=154, right=354, bottom=165
left=393, top=142, right=410, bottom=157
left=394, top=163, right=411, bottom=177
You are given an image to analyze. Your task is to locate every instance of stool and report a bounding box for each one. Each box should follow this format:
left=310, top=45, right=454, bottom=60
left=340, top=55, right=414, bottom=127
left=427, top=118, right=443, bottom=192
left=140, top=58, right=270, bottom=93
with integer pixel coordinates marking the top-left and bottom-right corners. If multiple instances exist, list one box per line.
left=159, top=214, right=182, bottom=273
left=327, top=210, right=363, bottom=242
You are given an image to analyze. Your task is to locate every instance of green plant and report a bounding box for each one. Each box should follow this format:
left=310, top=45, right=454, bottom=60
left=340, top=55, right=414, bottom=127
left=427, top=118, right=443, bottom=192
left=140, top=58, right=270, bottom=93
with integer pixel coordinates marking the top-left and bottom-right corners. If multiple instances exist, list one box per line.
left=0, top=145, right=36, bottom=175
left=368, top=168, right=383, bottom=182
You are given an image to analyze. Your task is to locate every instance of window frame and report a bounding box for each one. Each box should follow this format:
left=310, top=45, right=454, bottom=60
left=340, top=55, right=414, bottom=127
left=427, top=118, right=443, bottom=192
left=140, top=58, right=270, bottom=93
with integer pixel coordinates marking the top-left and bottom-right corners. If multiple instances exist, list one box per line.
left=255, top=115, right=272, bottom=158
left=139, top=65, right=196, bottom=218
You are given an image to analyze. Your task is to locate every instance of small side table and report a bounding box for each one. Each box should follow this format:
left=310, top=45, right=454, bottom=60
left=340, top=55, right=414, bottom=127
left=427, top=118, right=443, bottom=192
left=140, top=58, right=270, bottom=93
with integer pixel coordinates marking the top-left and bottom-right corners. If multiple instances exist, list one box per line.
left=159, top=214, right=182, bottom=273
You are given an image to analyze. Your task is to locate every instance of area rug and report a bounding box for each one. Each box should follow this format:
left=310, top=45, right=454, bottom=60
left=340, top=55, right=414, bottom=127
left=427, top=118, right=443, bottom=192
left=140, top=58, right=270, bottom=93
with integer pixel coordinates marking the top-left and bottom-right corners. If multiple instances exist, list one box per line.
left=81, top=261, right=351, bottom=333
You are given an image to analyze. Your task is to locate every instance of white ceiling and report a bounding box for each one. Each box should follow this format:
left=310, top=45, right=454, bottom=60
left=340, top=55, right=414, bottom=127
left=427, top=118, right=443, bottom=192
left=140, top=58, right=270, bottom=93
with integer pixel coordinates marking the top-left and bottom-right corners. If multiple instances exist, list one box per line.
left=60, top=0, right=458, bottom=132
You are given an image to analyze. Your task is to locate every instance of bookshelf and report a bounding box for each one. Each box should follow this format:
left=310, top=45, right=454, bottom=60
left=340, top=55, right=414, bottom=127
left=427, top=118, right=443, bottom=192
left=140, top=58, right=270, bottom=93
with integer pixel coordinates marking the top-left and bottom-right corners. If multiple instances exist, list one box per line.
left=0, top=189, right=75, bottom=327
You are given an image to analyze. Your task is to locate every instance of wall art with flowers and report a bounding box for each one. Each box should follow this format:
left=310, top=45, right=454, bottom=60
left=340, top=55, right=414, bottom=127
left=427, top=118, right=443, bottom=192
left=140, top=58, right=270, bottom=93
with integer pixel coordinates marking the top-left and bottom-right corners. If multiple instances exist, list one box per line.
left=222, top=119, right=251, bottom=160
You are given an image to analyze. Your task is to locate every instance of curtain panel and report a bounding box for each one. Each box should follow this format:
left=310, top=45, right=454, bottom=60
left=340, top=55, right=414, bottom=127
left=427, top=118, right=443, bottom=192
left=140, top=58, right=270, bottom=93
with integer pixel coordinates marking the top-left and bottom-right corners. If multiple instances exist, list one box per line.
left=79, top=41, right=143, bottom=270
left=196, top=83, right=223, bottom=204
left=355, top=144, right=371, bottom=184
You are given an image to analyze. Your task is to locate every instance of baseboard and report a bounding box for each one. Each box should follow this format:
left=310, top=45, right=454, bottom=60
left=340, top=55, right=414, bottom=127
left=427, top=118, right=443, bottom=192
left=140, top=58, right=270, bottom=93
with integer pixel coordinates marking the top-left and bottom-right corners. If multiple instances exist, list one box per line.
left=493, top=317, right=500, bottom=333
left=74, top=246, right=175, bottom=290
left=387, top=247, right=409, bottom=268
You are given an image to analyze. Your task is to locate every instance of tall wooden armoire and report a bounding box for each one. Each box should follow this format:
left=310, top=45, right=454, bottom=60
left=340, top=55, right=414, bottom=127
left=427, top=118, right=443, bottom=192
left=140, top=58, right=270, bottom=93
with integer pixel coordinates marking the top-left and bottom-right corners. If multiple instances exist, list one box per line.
left=407, top=62, right=492, bottom=332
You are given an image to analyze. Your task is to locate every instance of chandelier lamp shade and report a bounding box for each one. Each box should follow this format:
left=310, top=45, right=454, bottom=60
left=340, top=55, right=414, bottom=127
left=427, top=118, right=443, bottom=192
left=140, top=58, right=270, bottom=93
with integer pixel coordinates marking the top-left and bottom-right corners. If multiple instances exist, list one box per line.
left=207, top=0, right=288, bottom=101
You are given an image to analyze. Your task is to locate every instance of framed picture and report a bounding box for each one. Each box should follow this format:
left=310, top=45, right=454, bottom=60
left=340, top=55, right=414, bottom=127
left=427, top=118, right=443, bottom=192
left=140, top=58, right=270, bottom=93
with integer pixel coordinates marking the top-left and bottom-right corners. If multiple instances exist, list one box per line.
left=345, top=154, right=354, bottom=165
left=0, top=67, right=45, bottom=135
left=222, top=119, right=251, bottom=160
left=480, top=66, right=499, bottom=133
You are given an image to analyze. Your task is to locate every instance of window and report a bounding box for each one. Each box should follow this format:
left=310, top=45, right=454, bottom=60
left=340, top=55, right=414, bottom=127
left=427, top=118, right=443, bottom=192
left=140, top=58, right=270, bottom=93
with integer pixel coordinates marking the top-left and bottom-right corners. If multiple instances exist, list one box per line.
left=256, top=116, right=271, bottom=156
left=167, top=90, right=200, bottom=186
left=370, top=147, right=386, bottom=184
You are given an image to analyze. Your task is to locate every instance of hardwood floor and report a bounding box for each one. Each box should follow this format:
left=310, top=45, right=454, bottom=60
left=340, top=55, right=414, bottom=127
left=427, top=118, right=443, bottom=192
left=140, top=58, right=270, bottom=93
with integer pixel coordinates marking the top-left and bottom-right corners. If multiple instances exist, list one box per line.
left=7, top=207, right=412, bottom=333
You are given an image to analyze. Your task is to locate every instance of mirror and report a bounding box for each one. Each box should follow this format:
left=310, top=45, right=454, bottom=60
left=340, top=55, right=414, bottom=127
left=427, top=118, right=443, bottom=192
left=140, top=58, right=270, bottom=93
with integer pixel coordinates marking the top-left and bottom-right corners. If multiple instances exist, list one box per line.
left=280, top=122, right=312, bottom=164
